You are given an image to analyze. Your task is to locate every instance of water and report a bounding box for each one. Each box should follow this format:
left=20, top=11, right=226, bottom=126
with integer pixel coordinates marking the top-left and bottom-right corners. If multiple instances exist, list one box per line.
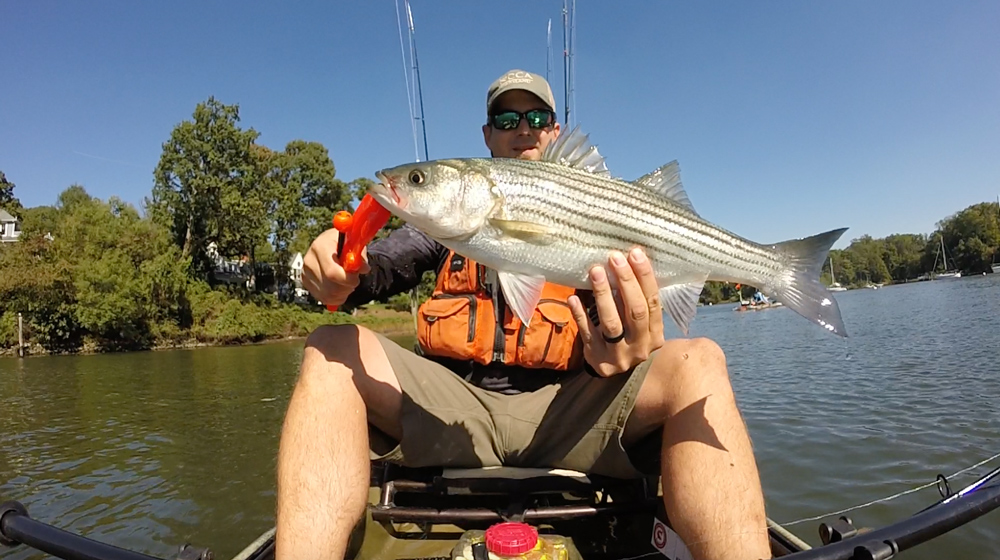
left=2, top=275, right=999, bottom=559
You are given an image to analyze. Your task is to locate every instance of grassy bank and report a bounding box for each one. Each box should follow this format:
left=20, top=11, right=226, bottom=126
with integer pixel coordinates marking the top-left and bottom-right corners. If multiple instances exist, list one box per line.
left=0, top=301, right=415, bottom=357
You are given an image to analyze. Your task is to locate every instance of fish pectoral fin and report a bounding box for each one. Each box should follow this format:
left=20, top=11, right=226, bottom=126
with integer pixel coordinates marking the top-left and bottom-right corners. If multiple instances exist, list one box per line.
left=634, top=161, right=698, bottom=215
left=489, top=218, right=556, bottom=245
left=498, top=271, right=546, bottom=326
left=659, top=278, right=707, bottom=337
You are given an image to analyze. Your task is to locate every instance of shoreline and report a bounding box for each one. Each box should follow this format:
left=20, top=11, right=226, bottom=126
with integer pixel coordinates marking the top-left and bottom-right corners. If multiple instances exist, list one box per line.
left=0, top=316, right=416, bottom=359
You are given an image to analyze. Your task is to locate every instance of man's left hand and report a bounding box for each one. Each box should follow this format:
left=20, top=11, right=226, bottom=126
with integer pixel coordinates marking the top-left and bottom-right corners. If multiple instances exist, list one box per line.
left=568, top=247, right=665, bottom=377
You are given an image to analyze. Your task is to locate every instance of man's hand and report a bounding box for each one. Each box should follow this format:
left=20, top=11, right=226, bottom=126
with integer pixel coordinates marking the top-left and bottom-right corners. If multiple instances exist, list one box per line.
left=568, top=248, right=665, bottom=377
left=301, top=229, right=371, bottom=308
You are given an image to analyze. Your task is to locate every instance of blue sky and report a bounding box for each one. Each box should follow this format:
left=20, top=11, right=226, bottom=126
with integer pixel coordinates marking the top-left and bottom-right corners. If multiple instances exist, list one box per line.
left=2, top=1, right=998, bottom=249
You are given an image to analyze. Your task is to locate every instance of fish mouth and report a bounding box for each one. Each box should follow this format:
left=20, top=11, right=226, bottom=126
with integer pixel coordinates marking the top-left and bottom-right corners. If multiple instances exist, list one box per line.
left=373, top=171, right=405, bottom=209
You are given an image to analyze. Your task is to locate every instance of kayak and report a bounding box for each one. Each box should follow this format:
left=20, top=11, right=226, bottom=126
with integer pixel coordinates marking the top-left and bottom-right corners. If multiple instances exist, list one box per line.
left=3, top=460, right=999, bottom=560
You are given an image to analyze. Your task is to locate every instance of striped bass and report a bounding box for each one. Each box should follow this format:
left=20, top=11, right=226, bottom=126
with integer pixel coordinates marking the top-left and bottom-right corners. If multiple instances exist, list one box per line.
left=370, top=126, right=848, bottom=337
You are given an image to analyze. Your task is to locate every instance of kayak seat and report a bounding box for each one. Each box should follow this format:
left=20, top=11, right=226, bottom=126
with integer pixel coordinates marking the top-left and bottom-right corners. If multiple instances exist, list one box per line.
left=368, top=460, right=661, bottom=536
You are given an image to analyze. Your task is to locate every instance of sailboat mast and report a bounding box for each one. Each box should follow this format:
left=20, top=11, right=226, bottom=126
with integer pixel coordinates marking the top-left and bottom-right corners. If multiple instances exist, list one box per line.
left=940, top=233, right=948, bottom=271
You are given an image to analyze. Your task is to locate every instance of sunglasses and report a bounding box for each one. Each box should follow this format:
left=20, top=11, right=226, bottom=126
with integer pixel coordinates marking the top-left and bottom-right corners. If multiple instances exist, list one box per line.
left=489, top=109, right=556, bottom=130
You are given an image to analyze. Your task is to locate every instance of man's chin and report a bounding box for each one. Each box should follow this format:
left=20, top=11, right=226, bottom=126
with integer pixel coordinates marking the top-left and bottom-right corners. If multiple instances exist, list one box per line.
left=514, top=148, right=541, bottom=161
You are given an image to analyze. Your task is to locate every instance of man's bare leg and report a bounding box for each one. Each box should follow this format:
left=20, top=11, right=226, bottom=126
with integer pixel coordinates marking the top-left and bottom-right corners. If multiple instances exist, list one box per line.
left=276, top=325, right=403, bottom=560
left=625, top=338, right=771, bottom=560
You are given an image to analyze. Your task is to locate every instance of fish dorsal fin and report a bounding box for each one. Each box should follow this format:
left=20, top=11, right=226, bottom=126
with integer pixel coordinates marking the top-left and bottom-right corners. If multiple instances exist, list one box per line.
left=498, top=271, right=546, bottom=327
left=541, top=125, right=611, bottom=177
left=635, top=161, right=697, bottom=215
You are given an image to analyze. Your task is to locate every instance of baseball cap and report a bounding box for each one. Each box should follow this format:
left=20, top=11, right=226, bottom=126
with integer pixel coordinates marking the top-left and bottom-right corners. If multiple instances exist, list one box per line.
left=486, top=69, right=557, bottom=115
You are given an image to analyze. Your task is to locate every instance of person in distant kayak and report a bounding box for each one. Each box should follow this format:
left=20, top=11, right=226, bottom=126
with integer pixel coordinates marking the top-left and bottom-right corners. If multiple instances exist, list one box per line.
left=275, top=69, right=772, bottom=560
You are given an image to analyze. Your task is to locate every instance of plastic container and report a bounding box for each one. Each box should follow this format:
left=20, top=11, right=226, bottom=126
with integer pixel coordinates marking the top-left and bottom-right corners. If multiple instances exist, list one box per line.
left=451, top=522, right=569, bottom=560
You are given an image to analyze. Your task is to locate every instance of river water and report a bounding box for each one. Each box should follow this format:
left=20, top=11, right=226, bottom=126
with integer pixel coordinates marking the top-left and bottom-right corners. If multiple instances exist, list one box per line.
left=2, top=275, right=999, bottom=559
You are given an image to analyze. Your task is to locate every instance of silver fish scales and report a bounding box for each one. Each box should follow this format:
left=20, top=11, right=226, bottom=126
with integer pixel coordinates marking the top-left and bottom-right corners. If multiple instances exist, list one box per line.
left=371, top=127, right=848, bottom=337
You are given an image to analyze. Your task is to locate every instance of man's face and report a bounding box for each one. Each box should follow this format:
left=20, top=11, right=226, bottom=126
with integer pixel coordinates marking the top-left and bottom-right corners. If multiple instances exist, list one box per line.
left=482, top=90, right=561, bottom=161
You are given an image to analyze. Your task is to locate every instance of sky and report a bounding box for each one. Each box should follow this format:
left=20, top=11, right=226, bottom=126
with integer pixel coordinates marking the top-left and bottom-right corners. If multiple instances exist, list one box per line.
left=2, top=1, right=998, bottom=249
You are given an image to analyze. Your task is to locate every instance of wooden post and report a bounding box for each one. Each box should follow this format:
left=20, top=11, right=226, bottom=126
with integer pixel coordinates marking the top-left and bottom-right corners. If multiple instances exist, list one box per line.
left=17, top=312, right=25, bottom=357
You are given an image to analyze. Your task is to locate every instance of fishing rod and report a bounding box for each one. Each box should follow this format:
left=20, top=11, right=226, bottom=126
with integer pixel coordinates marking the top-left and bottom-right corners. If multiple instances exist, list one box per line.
left=0, top=500, right=211, bottom=560
left=927, top=462, right=1000, bottom=510
left=778, top=465, right=1000, bottom=560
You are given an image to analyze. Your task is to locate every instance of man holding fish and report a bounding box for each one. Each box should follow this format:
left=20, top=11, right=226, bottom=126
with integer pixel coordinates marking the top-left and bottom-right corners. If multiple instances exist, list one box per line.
left=275, top=68, right=845, bottom=560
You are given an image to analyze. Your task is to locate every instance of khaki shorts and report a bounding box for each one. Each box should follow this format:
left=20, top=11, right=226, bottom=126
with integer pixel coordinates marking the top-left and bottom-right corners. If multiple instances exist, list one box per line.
left=368, top=332, right=660, bottom=480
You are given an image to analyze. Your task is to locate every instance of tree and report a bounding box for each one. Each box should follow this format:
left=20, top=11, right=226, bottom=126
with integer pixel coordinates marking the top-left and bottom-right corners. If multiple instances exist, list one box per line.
left=0, top=233, right=79, bottom=349
left=844, top=235, right=891, bottom=284
left=214, top=142, right=275, bottom=292
left=0, top=171, right=22, bottom=213
left=47, top=188, right=190, bottom=348
left=149, top=97, right=262, bottom=279
left=882, top=234, right=926, bottom=281
left=269, top=141, right=349, bottom=282
left=936, top=203, right=1000, bottom=273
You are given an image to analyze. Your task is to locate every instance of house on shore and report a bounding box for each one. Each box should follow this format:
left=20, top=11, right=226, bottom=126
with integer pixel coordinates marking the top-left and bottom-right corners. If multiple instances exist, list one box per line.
left=0, top=209, right=22, bottom=243
left=288, top=252, right=310, bottom=301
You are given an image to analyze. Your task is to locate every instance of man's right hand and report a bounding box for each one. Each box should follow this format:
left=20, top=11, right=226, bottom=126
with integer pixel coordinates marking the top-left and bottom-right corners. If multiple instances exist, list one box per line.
left=302, top=229, right=371, bottom=308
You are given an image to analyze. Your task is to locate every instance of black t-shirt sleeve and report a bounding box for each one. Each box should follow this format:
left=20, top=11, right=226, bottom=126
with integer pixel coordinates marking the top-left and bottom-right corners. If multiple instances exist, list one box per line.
left=343, top=224, right=448, bottom=307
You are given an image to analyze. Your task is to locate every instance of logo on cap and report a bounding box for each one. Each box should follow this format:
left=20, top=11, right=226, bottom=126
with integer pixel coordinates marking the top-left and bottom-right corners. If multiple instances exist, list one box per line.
left=499, top=70, right=536, bottom=86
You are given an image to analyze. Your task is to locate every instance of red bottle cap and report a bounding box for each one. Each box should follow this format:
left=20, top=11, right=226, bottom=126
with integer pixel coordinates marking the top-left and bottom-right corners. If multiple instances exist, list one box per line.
left=485, top=522, right=538, bottom=556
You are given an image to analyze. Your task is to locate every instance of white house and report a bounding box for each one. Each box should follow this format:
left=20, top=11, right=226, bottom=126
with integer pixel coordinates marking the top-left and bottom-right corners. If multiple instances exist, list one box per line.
left=205, top=241, right=253, bottom=287
left=288, top=252, right=309, bottom=300
left=0, top=209, right=22, bottom=243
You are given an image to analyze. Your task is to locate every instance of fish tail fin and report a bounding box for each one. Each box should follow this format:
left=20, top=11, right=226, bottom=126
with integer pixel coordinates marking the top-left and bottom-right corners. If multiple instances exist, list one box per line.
left=769, top=227, right=849, bottom=337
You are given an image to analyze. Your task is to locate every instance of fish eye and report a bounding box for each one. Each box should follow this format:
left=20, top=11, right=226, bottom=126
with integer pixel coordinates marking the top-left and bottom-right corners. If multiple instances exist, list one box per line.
left=408, top=169, right=425, bottom=185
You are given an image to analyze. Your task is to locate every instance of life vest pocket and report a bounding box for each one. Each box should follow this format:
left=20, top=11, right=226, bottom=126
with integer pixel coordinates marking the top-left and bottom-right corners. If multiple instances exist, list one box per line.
left=515, top=299, right=582, bottom=370
left=441, top=256, right=478, bottom=293
left=417, top=295, right=479, bottom=361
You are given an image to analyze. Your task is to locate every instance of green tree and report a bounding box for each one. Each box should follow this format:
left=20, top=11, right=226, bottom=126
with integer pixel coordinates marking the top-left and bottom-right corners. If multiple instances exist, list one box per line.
left=827, top=249, right=855, bottom=287
left=149, top=97, right=262, bottom=279
left=215, top=142, right=275, bottom=292
left=57, top=184, right=93, bottom=212
left=268, top=140, right=349, bottom=281
left=936, top=203, right=1000, bottom=273
left=19, top=205, right=60, bottom=239
left=7, top=186, right=194, bottom=350
left=0, top=171, right=22, bottom=213
left=0, top=233, right=80, bottom=349
left=882, top=233, right=926, bottom=281
left=845, top=235, right=891, bottom=284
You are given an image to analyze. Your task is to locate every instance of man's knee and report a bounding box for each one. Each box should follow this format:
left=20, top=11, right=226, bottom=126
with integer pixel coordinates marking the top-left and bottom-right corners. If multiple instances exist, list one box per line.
left=649, top=337, right=732, bottom=391
left=305, top=324, right=367, bottom=359
left=299, top=324, right=403, bottom=426
left=299, top=324, right=384, bottom=388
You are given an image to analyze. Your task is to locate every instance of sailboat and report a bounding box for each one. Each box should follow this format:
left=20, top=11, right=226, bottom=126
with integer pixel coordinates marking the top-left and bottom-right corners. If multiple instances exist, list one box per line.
left=992, top=196, right=1000, bottom=274
left=827, top=256, right=847, bottom=292
left=931, top=233, right=962, bottom=279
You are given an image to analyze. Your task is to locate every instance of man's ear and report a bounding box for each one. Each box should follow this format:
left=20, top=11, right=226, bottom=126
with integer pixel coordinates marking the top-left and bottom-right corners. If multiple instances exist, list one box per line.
left=482, top=123, right=492, bottom=151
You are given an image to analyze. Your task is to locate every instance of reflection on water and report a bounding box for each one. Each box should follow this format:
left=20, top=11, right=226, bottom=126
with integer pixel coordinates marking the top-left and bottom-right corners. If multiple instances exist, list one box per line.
left=2, top=275, right=999, bottom=559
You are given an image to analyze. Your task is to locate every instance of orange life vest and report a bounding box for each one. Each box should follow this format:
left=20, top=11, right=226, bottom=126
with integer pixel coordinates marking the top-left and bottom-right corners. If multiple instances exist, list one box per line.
left=416, top=250, right=584, bottom=371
